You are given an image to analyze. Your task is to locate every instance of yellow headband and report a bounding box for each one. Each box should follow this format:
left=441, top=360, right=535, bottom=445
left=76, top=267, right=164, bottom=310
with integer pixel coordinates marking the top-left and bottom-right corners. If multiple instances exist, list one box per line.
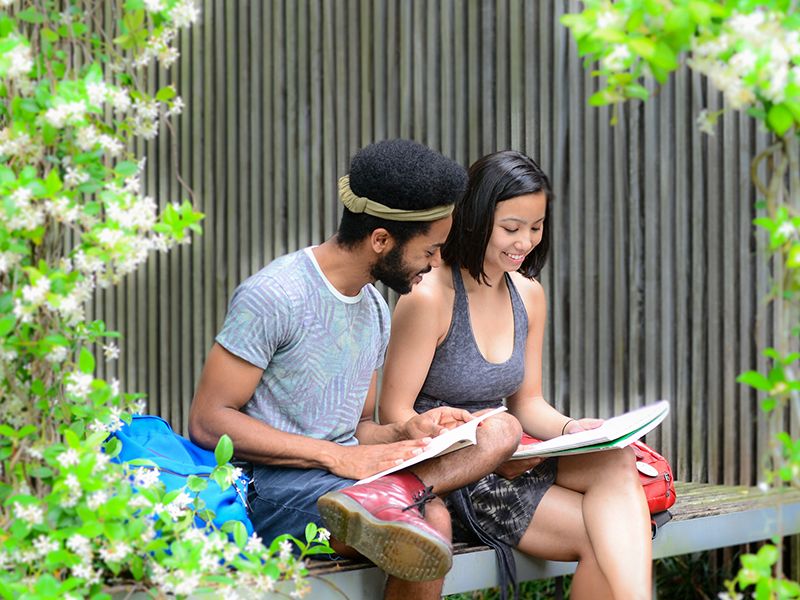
left=338, top=175, right=454, bottom=222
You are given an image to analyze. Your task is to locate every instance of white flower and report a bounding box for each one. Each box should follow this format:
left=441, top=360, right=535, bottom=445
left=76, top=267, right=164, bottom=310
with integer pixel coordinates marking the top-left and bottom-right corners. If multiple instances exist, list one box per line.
left=729, top=11, right=765, bottom=36
left=67, top=534, right=92, bottom=557
left=729, top=49, right=757, bottom=76
left=46, top=345, right=69, bottom=363
left=45, top=196, right=80, bottom=224
left=66, top=372, right=93, bottom=399
left=0, top=251, right=20, bottom=275
left=98, top=227, right=124, bottom=247
left=166, top=96, right=184, bottom=117
left=317, top=527, right=331, bottom=543
left=71, top=563, right=100, bottom=585
left=99, top=542, right=131, bottom=563
left=98, top=133, right=123, bottom=156
left=132, top=467, right=161, bottom=488
left=87, top=490, right=108, bottom=510
left=144, top=0, right=165, bottom=12
left=170, top=0, right=200, bottom=27
left=10, top=186, right=33, bottom=206
left=58, top=448, right=80, bottom=469
left=75, top=125, right=99, bottom=151
left=135, top=118, right=159, bottom=140
left=279, top=539, right=293, bottom=560
left=86, top=81, right=108, bottom=107
left=184, top=528, right=206, bottom=544
left=24, top=446, right=43, bottom=459
left=64, top=166, right=90, bottom=188
left=6, top=43, right=33, bottom=80
left=21, top=276, right=50, bottom=306
left=33, top=535, right=59, bottom=558
left=245, top=532, right=263, bottom=553
left=697, top=109, right=716, bottom=136
left=110, top=378, right=121, bottom=397
left=159, top=46, right=180, bottom=68
left=123, top=176, right=141, bottom=194
left=173, top=573, right=201, bottom=596
left=109, top=87, right=131, bottom=114
left=757, top=481, right=769, bottom=492
left=255, top=575, right=276, bottom=593
left=199, top=550, right=220, bottom=571
left=93, top=451, right=111, bottom=472
left=601, top=45, right=631, bottom=71
left=765, top=63, right=788, bottom=104
left=103, top=342, right=120, bottom=361
left=64, top=474, right=80, bottom=490
left=13, top=502, right=44, bottom=525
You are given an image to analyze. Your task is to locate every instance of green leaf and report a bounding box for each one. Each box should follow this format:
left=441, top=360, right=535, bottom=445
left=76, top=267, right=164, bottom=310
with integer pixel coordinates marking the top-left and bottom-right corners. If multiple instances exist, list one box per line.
left=232, top=520, right=247, bottom=548
left=736, top=371, right=771, bottom=391
left=305, top=522, right=318, bottom=544
left=78, top=347, right=95, bottom=374
left=629, top=37, right=656, bottom=60
left=214, top=434, right=234, bottom=466
left=44, top=169, right=62, bottom=195
left=156, top=85, right=176, bottom=102
left=664, top=7, right=691, bottom=34
left=113, top=161, right=139, bottom=177
left=304, top=545, right=336, bottom=555
left=187, top=475, right=208, bottom=492
left=767, top=104, right=795, bottom=136
left=651, top=41, right=678, bottom=71
left=17, top=8, right=45, bottom=23
left=0, top=315, right=15, bottom=337
left=624, top=83, right=650, bottom=101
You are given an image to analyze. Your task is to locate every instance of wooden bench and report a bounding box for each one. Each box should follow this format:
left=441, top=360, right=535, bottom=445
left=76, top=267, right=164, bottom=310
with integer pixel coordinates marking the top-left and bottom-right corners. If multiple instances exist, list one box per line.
left=306, top=482, right=800, bottom=598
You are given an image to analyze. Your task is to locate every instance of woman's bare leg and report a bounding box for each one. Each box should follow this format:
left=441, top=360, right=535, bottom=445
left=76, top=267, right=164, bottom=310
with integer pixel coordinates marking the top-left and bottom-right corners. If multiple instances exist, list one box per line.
left=556, top=447, right=652, bottom=599
left=517, top=484, right=614, bottom=600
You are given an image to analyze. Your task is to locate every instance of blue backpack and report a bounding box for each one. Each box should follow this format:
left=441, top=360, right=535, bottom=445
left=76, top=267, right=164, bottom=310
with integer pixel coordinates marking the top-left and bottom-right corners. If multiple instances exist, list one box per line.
left=112, top=414, right=253, bottom=534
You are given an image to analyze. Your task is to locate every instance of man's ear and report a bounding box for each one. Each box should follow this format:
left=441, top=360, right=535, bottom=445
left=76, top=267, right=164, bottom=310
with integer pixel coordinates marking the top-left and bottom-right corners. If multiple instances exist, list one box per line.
left=369, top=228, right=393, bottom=255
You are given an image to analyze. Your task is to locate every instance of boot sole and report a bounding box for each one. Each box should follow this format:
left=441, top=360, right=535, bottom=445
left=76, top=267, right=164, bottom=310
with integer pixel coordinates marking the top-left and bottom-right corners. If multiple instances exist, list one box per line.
left=317, top=492, right=452, bottom=582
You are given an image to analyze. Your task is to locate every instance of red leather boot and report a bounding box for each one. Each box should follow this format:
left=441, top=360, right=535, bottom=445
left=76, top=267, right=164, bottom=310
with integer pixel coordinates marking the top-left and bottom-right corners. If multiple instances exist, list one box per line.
left=317, top=472, right=452, bottom=581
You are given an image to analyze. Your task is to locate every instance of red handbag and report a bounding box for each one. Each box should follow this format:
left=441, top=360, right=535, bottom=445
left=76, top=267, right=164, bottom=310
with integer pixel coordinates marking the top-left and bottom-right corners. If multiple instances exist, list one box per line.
left=631, top=441, right=676, bottom=514
left=517, top=435, right=676, bottom=515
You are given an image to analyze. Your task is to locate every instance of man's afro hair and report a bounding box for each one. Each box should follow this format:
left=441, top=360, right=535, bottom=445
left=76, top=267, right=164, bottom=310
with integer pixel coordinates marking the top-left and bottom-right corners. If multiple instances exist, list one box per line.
left=348, top=139, right=467, bottom=210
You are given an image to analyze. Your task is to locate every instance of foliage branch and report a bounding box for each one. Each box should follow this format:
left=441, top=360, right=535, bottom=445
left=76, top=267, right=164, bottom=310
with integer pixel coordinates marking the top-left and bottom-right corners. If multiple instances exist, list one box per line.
left=563, top=1, right=799, bottom=598
left=0, top=1, right=331, bottom=598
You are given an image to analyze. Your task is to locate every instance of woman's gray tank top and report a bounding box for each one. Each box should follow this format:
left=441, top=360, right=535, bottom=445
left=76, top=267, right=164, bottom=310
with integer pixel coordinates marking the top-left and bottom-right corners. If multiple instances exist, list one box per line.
left=414, top=266, right=528, bottom=413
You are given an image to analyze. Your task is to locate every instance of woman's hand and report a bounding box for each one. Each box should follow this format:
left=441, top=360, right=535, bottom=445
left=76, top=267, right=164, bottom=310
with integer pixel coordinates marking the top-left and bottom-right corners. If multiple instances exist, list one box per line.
left=563, top=417, right=604, bottom=435
left=494, top=455, right=545, bottom=480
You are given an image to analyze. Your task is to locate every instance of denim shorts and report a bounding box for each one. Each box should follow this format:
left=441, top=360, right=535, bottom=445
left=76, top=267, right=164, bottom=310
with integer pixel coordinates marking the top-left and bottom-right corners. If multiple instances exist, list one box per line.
left=247, top=465, right=355, bottom=543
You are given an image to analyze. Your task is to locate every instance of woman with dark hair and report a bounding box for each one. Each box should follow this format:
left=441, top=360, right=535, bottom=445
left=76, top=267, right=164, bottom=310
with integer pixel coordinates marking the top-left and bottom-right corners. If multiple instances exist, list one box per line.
left=380, top=150, right=652, bottom=599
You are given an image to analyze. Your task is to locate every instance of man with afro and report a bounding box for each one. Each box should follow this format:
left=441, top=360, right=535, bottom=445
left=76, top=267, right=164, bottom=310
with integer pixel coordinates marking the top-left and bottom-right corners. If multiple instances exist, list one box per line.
left=189, top=139, right=521, bottom=599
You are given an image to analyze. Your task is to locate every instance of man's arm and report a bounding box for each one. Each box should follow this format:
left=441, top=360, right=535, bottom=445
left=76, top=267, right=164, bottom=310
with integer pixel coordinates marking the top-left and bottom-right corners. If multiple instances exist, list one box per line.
left=188, top=343, right=434, bottom=480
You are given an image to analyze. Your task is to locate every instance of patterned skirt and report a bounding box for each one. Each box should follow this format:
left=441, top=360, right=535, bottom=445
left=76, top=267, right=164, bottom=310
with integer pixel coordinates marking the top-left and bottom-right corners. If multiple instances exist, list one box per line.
left=446, top=458, right=558, bottom=546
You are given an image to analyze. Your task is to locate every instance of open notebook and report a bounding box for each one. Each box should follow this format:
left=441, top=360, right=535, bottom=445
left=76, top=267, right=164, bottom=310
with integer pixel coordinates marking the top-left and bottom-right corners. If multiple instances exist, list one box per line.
left=511, top=400, right=670, bottom=459
left=356, top=406, right=508, bottom=484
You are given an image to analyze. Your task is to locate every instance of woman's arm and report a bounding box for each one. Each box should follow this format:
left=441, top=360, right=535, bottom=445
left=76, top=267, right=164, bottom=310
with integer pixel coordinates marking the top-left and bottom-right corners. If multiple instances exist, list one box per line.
left=379, top=276, right=449, bottom=425
left=506, top=276, right=575, bottom=439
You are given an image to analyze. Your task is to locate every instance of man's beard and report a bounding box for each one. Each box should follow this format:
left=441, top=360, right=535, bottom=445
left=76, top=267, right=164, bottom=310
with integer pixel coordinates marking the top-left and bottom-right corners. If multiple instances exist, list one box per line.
left=370, top=244, right=431, bottom=295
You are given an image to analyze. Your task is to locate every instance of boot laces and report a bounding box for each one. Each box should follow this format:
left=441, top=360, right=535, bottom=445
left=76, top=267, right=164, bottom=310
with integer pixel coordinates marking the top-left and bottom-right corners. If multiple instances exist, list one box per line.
left=402, top=485, right=436, bottom=517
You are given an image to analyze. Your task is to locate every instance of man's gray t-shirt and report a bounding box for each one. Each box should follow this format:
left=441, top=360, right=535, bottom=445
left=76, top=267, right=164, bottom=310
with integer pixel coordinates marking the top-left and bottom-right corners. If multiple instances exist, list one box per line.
left=216, top=247, right=390, bottom=446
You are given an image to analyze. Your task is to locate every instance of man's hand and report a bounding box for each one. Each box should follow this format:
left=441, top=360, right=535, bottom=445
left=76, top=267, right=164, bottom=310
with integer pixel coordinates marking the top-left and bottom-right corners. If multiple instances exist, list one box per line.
left=494, top=455, right=546, bottom=480
left=328, top=438, right=433, bottom=480
left=403, top=406, right=474, bottom=440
